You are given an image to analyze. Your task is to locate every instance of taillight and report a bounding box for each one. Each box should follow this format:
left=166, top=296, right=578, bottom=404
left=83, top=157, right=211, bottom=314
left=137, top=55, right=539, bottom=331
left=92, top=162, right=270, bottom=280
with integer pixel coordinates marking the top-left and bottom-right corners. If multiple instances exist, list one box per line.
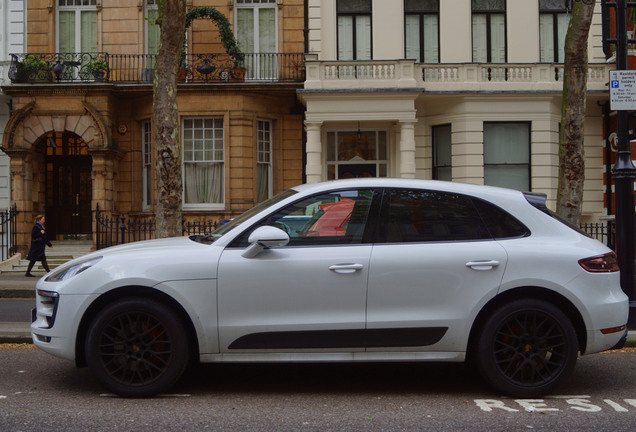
left=578, top=252, right=619, bottom=273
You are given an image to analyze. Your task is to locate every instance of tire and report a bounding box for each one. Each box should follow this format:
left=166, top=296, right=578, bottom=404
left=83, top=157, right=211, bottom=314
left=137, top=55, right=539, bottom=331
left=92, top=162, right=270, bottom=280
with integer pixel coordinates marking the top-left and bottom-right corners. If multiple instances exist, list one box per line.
left=475, top=298, right=578, bottom=398
left=85, top=297, right=190, bottom=397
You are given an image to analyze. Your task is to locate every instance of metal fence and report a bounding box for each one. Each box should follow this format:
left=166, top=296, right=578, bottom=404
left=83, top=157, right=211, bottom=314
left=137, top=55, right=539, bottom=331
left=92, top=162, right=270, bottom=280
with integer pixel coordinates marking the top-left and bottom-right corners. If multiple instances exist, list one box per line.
left=95, top=204, right=223, bottom=250
left=580, top=221, right=616, bottom=250
left=0, top=205, right=18, bottom=261
left=9, top=52, right=305, bottom=84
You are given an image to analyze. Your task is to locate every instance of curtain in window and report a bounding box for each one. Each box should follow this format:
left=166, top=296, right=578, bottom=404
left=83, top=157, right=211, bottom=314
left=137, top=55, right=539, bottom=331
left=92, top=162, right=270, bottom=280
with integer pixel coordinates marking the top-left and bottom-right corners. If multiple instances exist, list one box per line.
left=81, top=11, right=97, bottom=52
left=490, top=14, right=505, bottom=62
left=405, top=15, right=420, bottom=61
left=539, top=14, right=554, bottom=62
left=484, top=123, right=530, bottom=191
left=356, top=16, right=371, bottom=60
left=184, top=162, right=223, bottom=204
left=338, top=16, right=354, bottom=60
left=423, top=15, right=439, bottom=63
left=557, top=13, right=569, bottom=62
left=259, top=8, right=276, bottom=78
left=59, top=11, right=76, bottom=52
left=257, top=164, right=269, bottom=203
left=472, top=15, right=488, bottom=62
left=147, top=8, right=160, bottom=69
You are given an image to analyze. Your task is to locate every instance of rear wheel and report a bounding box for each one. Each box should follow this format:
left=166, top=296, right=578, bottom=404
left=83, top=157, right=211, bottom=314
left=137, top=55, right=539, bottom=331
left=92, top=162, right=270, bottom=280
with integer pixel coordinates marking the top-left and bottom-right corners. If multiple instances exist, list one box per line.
left=85, top=297, right=190, bottom=397
left=475, top=299, right=578, bottom=397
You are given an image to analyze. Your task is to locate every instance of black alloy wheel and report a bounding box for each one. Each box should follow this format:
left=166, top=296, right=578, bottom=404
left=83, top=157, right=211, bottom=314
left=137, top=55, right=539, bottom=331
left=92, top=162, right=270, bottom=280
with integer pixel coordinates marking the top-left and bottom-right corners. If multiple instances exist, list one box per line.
left=85, top=297, right=190, bottom=397
left=476, top=298, right=578, bottom=397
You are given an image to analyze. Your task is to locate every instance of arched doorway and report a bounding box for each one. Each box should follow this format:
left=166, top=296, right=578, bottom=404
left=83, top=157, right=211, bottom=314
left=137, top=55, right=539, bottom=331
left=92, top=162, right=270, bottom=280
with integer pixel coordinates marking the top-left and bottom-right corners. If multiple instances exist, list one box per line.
left=44, top=132, right=93, bottom=239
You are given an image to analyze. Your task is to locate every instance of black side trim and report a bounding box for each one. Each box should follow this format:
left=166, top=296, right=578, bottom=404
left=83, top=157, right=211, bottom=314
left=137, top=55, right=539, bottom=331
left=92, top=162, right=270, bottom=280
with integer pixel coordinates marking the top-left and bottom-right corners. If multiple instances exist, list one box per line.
left=228, top=327, right=448, bottom=350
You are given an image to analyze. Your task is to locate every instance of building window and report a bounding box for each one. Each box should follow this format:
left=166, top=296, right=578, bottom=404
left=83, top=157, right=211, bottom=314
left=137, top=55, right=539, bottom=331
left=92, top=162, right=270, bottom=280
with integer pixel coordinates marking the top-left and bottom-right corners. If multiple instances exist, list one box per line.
left=539, top=0, right=570, bottom=63
left=472, top=0, right=506, bottom=63
left=405, top=0, right=439, bottom=63
left=142, top=121, right=152, bottom=210
left=326, top=130, right=388, bottom=179
left=257, top=120, right=272, bottom=203
left=236, top=0, right=277, bottom=79
left=182, top=118, right=224, bottom=208
left=337, top=0, right=372, bottom=60
left=483, top=122, right=530, bottom=191
left=432, top=124, right=451, bottom=181
left=146, top=0, right=160, bottom=67
left=57, top=0, right=97, bottom=54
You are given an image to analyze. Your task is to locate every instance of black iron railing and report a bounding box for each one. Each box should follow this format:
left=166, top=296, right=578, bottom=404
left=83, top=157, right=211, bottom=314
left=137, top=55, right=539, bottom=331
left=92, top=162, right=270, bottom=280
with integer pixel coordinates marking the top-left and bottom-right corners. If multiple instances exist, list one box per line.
left=9, top=52, right=305, bottom=84
left=95, top=204, right=224, bottom=250
left=0, top=205, right=18, bottom=261
left=580, top=220, right=616, bottom=250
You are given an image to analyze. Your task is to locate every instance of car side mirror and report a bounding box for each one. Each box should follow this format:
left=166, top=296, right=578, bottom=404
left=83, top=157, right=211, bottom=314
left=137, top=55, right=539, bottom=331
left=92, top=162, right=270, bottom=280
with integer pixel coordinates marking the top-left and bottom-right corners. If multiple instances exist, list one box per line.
left=241, top=225, right=290, bottom=258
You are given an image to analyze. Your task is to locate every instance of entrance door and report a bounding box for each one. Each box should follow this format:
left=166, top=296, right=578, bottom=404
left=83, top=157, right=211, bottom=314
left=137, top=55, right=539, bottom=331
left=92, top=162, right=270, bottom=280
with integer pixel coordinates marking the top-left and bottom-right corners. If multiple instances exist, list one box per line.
left=45, top=133, right=93, bottom=240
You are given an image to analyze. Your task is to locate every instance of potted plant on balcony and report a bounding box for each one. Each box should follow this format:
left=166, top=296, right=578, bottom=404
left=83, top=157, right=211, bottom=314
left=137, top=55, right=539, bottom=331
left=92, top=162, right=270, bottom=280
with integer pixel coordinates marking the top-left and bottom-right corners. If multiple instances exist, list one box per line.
left=17, top=54, right=53, bottom=83
left=85, top=59, right=109, bottom=81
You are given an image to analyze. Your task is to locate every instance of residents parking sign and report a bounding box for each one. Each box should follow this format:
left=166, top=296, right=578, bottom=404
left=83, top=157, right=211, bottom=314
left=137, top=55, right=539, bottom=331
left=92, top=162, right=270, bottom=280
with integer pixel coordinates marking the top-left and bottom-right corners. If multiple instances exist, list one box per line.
left=610, top=70, right=636, bottom=110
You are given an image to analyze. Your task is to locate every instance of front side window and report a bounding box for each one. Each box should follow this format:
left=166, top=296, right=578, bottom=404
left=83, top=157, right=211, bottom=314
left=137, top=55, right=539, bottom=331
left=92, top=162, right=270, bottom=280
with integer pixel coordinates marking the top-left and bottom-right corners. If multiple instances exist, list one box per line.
left=257, top=119, right=273, bottom=203
left=236, top=0, right=277, bottom=79
left=57, top=0, right=97, bottom=54
left=472, top=0, right=506, bottom=63
left=234, top=189, right=376, bottom=247
left=405, top=0, right=439, bottom=63
left=337, top=0, right=372, bottom=60
left=432, top=124, right=452, bottom=181
left=326, top=130, right=388, bottom=180
left=483, top=122, right=530, bottom=191
left=383, top=189, right=491, bottom=243
left=142, top=121, right=152, bottom=210
left=182, top=118, right=225, bottom=208
left=539, top=0, right=570, bottom=63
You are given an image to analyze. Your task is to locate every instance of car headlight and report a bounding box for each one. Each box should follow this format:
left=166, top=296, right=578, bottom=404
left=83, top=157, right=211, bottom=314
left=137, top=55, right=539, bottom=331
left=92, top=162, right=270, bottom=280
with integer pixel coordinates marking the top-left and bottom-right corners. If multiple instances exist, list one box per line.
left=45, top=256, right=103, bottom=282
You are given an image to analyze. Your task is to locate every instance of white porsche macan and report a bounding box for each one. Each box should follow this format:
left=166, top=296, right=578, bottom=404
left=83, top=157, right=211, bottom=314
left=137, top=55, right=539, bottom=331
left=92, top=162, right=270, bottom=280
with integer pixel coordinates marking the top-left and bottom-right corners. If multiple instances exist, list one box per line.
left=31, top=179, right=629, bottom=397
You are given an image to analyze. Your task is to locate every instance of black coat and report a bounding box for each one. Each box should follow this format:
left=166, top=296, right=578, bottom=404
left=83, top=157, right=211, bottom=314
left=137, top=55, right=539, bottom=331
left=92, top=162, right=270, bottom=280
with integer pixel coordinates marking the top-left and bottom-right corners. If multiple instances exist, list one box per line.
left=26, top=222, right=52, bottom=261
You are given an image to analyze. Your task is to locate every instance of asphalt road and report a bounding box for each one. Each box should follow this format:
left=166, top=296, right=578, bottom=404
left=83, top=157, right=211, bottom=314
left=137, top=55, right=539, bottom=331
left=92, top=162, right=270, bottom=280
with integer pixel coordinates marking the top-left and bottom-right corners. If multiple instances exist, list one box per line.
left=1, top=345, right=635, bottom=431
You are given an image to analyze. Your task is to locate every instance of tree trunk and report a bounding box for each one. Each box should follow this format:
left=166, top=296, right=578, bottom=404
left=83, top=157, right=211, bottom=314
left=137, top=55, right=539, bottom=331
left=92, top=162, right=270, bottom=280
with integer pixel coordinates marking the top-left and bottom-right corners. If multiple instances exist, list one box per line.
left=153, top=0, right=187, bottom=238
left=557, top=1, right=595, bottom=225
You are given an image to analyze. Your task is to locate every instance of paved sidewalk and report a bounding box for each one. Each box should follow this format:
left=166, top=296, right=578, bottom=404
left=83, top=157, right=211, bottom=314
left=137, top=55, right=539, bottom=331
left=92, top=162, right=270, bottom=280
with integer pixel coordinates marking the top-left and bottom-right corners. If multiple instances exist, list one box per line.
left=0, top=272, right=635, bottom=346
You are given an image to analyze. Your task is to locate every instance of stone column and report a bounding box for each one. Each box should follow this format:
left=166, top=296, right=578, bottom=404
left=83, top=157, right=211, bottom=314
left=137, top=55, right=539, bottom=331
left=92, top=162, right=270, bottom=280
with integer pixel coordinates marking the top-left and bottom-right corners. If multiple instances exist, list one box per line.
left=305, top=121, right=323, bottom=184
left=399, top=120, right=416, bottom=178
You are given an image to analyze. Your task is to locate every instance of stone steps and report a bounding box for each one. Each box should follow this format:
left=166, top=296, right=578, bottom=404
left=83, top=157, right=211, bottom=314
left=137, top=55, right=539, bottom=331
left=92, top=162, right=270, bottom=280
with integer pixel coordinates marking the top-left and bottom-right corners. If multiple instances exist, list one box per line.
left=3, top=240, right=93, bottom=276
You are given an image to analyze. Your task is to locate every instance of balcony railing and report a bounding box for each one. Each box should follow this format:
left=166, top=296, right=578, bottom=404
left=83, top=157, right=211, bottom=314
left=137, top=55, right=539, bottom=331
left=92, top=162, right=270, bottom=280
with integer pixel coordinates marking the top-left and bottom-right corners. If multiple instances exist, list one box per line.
left=8, top=52, right=305, bottom=84
left=303, top=54, right=611, bottom=92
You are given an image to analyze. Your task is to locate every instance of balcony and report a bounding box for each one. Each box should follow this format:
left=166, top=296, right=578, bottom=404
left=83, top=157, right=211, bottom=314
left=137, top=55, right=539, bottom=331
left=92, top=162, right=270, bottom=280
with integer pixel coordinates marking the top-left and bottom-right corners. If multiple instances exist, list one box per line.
left=303, top=54, right=611, bottom=93
left=7, top=52, right=305, bottom=84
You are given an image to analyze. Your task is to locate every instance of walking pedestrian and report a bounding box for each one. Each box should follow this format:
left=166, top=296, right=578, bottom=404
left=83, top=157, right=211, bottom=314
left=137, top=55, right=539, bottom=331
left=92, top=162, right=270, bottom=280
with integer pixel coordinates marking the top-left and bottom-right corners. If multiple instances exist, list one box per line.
left=25, top=215, right=53, bottom=277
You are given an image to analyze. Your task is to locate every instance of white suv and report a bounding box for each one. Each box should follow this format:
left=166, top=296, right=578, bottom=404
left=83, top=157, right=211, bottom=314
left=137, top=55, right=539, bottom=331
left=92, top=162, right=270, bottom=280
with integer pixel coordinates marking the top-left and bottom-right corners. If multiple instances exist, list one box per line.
left=32, top=179, right=629, bottom=397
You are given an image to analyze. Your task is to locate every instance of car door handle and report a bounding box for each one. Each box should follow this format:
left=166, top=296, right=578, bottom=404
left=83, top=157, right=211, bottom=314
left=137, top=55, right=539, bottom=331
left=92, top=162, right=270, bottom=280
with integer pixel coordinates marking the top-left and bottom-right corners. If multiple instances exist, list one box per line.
left=466, top=260, right=500, bottom=271
left=329, top=263, right=364, bottom=274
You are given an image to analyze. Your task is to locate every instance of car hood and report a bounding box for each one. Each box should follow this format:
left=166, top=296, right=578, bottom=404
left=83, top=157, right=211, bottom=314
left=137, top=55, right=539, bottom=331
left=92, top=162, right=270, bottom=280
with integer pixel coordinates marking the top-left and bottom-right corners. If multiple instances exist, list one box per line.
left=45, top=236, right=220, bottom=292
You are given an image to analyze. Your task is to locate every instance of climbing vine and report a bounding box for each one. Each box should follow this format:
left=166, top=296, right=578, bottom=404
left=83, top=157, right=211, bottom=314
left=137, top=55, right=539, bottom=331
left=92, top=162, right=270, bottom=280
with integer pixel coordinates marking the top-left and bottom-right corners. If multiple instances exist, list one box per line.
left=185, top=7, right=245, bottom=65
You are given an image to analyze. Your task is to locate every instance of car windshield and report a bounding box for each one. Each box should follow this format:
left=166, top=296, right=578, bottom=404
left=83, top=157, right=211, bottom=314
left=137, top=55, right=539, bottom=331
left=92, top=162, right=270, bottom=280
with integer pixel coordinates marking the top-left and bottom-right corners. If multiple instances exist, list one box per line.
left=206, top=189, right=298, bottom=240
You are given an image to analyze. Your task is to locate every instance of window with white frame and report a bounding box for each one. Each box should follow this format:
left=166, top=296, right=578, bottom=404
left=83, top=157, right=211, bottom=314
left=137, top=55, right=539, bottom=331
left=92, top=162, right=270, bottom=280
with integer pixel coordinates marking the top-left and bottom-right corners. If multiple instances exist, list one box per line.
left=539, top=0, right=570, bottom=63
left=182, top=118, right=225, bottom=208
left=432, top=124, right=452, bottom=181
left=472, top=0, right=506, bottom=63
left=236, top=0, right=277, bottom=80
left=142, top=121, right=152, bottom=210
left=483, top=122, right=530, bottom=191
left=337, top=0, right=372, bottom=60
left=57, top=0, right=97, bottom=54
left=257, top=120, right=273, bottom=203
left=326, top=130, right=388, bottom=179
left=405, top=0, right=439, bottom=63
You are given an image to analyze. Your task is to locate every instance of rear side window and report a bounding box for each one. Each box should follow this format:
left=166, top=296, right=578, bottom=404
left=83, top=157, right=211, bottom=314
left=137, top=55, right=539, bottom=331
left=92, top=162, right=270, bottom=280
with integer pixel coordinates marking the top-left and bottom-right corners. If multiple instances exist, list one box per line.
left=473, top=198, right=530, bottom=239
left=384, top=189, right=491, bottom=242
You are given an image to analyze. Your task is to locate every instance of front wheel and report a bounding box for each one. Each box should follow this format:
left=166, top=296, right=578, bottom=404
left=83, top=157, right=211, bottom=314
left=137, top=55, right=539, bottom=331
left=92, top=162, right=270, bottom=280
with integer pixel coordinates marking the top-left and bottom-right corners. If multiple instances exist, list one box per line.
left=85, top=297, right=190, bottom=397
left=475, top=298, right=578, bottom=397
